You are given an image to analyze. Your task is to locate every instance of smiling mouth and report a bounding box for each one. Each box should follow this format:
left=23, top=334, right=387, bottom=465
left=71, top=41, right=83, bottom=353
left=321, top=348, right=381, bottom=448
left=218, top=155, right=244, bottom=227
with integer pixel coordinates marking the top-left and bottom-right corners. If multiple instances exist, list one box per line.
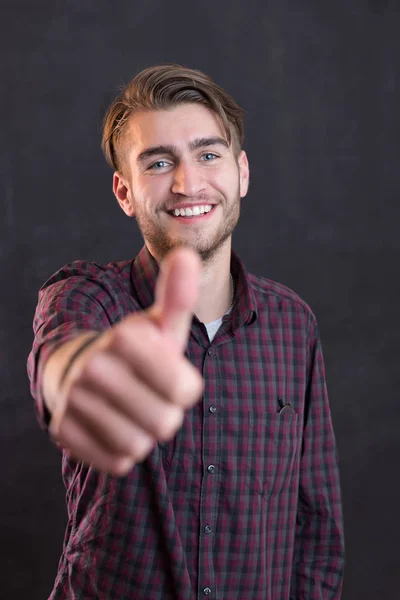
left=167, top=204, right=215, bottom=218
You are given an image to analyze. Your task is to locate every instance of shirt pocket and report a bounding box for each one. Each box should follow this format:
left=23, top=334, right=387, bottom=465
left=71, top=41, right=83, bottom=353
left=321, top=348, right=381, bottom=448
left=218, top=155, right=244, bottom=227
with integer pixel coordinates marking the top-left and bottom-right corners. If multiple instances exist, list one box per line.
left=222, top=409, right=300, bottom=500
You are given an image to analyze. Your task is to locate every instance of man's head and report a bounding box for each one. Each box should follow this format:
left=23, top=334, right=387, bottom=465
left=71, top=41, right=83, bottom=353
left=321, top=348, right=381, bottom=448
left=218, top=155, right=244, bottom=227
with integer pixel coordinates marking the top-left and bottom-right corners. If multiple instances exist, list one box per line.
left=102, top=64, right=245, bottom=174
left=101, top=65, right=249, bottom=263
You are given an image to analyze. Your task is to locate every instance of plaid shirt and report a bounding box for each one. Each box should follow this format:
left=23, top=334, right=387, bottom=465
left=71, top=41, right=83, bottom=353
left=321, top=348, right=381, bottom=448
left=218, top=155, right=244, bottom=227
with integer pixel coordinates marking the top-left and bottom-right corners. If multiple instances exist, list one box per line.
left=28, top=245, right=344, bottom=600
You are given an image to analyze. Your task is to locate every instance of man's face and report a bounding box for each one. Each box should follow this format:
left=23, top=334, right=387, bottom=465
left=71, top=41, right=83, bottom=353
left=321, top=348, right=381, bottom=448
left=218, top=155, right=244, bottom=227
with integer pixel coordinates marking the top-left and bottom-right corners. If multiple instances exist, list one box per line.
left=113, top=103, right=249, bottom=262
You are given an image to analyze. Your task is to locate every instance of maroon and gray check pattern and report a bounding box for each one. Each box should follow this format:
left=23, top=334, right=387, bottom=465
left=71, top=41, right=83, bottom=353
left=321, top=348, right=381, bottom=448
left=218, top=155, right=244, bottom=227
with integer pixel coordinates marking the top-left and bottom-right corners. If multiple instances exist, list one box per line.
left=28, top=246, right=345, bottom=599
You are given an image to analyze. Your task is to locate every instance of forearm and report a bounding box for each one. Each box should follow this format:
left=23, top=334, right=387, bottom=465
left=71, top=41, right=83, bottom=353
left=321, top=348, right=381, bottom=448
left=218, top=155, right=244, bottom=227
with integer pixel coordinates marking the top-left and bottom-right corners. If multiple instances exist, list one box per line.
left=42, top=331, right=101, bottom=421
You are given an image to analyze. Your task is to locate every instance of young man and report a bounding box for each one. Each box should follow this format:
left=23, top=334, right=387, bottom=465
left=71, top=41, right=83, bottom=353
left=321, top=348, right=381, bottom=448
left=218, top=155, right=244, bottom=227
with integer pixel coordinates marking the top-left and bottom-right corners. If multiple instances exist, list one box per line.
left=28, top=65, right=345, bottom=599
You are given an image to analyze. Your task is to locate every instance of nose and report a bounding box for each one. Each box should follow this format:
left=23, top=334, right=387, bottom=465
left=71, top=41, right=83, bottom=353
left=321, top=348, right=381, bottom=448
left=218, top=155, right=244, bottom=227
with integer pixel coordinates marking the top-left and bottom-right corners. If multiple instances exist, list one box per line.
left=171, top=160, right=205, bottom=197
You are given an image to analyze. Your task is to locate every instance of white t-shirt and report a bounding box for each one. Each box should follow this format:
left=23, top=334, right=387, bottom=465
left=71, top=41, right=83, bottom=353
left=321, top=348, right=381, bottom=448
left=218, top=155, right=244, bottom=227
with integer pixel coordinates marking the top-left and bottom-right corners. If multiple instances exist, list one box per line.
left=204, top=316, right=224, bottom=342
left=204, top=305, right=233, bottom=342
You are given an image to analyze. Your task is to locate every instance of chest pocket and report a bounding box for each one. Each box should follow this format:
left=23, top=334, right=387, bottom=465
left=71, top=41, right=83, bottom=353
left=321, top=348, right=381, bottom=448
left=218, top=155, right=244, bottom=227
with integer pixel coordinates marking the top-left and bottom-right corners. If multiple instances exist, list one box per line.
left=221, top=409, right=300, bottom=499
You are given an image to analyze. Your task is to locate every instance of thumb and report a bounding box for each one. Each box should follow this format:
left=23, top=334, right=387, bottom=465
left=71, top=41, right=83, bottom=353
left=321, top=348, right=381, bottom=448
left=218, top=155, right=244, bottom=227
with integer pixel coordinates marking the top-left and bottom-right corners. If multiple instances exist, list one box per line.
left=152, top=247, right=201, bottom=353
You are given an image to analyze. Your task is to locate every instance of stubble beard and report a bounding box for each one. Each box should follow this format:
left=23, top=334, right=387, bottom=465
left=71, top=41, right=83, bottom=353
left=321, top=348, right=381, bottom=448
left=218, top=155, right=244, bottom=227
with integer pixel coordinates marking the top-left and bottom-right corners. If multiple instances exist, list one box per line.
left=135, top=188, right=241, bottom=264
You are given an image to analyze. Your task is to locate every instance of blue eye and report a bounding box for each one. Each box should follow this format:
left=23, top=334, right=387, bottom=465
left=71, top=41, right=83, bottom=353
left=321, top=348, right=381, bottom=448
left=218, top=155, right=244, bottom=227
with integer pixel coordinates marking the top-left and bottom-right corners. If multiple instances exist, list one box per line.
left=202, top=153, right=217, bottom=161
left=149, top=160, right=169, bottom=170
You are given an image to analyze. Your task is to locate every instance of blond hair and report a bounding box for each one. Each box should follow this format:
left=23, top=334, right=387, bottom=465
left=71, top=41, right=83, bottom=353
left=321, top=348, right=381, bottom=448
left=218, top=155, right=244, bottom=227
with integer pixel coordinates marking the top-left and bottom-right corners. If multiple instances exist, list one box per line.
left=101, top=64, right=244, bottom=172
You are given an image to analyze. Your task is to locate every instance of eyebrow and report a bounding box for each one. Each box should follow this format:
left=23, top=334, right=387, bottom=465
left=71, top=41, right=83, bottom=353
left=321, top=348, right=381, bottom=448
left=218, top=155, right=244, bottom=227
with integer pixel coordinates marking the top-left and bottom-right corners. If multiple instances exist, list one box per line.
left=136, top=136, right=229, bottom=163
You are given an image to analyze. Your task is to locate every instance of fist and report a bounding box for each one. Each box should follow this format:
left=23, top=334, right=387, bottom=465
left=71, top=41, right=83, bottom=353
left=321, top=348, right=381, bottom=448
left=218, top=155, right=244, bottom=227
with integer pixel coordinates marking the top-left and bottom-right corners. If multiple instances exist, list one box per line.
left=48, top=248, right=203, bottom=476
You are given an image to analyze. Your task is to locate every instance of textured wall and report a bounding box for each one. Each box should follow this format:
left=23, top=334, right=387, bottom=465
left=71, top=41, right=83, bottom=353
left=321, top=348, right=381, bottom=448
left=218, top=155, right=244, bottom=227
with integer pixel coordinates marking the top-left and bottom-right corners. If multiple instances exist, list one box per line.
left=1, top=0, right=399, bottom=597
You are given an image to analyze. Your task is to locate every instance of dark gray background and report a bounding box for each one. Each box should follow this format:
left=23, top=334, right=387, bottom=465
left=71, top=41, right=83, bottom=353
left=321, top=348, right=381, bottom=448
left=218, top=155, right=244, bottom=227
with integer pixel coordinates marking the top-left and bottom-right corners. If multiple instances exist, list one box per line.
left=1, top=0, right=399, bottom=598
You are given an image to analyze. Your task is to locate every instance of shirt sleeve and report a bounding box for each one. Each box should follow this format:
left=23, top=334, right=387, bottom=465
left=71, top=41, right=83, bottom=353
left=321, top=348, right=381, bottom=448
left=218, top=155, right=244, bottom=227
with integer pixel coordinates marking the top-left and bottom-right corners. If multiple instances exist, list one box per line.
left=27, top=262, right=115, bottom=432
left=290, top=316, right=345, bottom=599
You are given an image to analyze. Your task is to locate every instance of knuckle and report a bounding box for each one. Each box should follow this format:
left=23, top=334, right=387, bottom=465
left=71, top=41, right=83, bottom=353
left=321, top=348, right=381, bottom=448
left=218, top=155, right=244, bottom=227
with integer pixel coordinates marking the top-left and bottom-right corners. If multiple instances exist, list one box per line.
left=77, top=352, right=100, bottom=383
left=110, top=457, right=134, bottom=477
left=153, top=407, right=184, bottom=441
left=78, top=350, right=117, bottom=387
left=114, top=316, right=159, bottom=348
left=109, top=323, right=129, bottom=348
left=130, top=435, right=155, bottom=463
left=64, top=382, right=80, bottom=411
left=62, top=380, right=87, bottom=418
left=166, top=377, right=184, bottom=403
left=169, top=363, right=203, bottom=406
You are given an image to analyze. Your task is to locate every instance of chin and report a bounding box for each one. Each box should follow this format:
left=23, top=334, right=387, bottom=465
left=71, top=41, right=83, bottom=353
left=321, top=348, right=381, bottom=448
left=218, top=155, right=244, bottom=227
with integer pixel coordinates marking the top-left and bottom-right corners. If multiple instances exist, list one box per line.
left=144, top=222, right=234, bottom=263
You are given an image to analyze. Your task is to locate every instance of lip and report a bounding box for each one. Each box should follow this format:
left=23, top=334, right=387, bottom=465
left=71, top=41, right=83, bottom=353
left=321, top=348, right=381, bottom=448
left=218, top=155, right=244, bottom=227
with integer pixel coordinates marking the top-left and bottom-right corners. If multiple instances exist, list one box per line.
left=166, top=202, right=216, bottom=212
left=166, top=204, right=217, bottom=223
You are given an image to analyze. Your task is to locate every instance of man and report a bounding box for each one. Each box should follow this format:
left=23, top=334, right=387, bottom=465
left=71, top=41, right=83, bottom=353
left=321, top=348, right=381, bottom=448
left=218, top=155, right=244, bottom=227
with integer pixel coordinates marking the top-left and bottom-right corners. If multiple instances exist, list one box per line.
left=28, top=64, right=345, bottom=599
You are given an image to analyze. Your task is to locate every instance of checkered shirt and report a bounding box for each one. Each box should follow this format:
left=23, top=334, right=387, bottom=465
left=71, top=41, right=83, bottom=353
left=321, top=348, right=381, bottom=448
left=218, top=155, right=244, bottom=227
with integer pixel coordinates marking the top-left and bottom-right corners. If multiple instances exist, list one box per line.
left=27, top=245, right=345, bottom=599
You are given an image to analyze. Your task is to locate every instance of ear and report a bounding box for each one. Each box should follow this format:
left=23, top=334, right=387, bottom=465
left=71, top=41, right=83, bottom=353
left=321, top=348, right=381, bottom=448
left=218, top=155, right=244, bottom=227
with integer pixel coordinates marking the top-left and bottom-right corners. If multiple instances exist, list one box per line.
left=113, top=172, right=135, bottom=217
left=238, top=150, right=250, bottom=198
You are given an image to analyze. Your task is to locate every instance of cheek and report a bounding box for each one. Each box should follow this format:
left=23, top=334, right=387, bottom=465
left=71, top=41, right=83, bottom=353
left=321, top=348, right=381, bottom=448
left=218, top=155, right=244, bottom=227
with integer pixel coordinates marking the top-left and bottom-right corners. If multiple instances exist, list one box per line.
left=133, top=179, right=169, bottom=213
left=210, top=166, right=239, bottom=195
left=143, top=177, right=171, bottom=202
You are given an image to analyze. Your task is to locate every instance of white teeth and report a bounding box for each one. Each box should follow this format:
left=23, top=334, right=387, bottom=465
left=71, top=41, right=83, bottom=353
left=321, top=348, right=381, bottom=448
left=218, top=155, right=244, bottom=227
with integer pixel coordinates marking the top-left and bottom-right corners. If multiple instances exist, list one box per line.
left=171, top=204, right=213, bottom=217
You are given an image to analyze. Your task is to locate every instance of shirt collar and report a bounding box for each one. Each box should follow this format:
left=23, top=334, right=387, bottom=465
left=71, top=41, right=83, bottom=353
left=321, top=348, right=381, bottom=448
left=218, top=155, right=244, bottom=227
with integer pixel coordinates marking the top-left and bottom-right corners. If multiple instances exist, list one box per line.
left=130, top=245, right=160, bottom=311
left=230, top=250, right=258, bottom=329
left=131, top=245, right=258, bottom=328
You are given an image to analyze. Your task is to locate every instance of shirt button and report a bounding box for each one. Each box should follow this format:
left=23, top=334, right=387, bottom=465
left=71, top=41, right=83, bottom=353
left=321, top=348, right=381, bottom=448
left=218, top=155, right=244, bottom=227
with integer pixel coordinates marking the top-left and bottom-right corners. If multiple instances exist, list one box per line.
left=204, top=525, right=212, bottom=534
left=207, top=349, right=213, bottom=356
left=209, top=405, right=217, bottom=413
left=207, top=464, right=215, bottom=474
left=203, top=588, right=212, bottom=596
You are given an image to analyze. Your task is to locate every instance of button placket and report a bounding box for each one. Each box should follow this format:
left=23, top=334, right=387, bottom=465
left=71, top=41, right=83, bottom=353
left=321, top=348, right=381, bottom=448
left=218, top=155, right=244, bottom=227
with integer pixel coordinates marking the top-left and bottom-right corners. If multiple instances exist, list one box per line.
left=199, top=344, right=218, bottom=599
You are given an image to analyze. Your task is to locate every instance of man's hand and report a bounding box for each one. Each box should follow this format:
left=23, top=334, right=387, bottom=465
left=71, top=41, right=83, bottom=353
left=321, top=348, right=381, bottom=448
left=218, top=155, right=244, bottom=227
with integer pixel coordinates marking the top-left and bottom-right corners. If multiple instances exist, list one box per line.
left=45, top=248, right=203, bottom=476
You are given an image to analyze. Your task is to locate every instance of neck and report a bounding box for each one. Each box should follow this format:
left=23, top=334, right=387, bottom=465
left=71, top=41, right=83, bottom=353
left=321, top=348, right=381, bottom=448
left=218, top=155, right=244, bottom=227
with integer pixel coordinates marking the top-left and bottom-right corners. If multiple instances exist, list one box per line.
left=148, top=239, right=233, bottom=324
left=194, top=240, right=233, bottom=324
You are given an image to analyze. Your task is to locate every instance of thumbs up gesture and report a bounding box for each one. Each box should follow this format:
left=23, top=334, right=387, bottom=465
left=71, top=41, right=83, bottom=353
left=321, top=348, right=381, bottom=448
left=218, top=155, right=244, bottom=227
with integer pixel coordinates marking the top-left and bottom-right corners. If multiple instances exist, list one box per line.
left=46, top=248, right=203, bottom=476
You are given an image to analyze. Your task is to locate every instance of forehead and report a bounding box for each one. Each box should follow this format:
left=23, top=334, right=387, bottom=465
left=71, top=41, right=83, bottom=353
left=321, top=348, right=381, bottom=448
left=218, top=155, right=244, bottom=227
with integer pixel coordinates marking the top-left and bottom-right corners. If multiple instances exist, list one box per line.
left=125, top=104, right=226, bottom=155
